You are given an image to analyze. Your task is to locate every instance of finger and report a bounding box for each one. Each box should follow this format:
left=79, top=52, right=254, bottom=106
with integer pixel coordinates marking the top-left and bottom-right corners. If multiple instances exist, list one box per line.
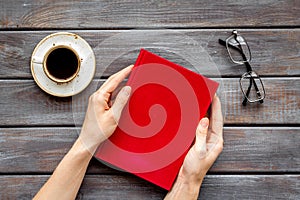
left=194, top=117, right=209, bottom=156
left=209, top=95, right=223, bottom=138
left=87, top=91, right=107, bottom=113
left=110, top=86, right=132, bottom=123
left=99, top=65, right=134, bottom=94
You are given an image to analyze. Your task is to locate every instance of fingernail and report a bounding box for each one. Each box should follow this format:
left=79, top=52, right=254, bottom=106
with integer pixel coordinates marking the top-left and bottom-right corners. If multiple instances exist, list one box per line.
left=123, top=86, right=131, bottom=96
left=200, top=118, right=209, bottom=128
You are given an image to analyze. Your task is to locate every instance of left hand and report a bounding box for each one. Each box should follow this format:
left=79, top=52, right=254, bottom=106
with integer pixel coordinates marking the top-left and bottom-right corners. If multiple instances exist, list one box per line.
left=79, top=65, right=133, bottom=153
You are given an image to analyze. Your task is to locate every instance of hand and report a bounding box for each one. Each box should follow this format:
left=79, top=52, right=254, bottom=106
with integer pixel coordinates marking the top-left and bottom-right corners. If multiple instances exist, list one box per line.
left=34, top=66, right=133, bottom=200
left=165, top=95, right=223, bottom=200
left=79, top=65, right=133, bottom=153
left=179, top=95, right=223, bottom=183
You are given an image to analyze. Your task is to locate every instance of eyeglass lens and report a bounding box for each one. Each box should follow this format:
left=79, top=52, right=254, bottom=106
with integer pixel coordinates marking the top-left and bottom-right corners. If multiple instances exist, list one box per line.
left=240, top=71, right=265, bottom=102
left=227, top=35, right=251, bottom=64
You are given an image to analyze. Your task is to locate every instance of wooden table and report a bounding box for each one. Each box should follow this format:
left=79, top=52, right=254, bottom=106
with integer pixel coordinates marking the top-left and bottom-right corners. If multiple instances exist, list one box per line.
left=0, top=1, right=299, bottom=199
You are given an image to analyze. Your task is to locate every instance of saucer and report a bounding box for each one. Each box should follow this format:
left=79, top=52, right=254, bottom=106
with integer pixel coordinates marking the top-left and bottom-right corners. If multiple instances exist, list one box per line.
left=31, top=32, right=95, bottom=97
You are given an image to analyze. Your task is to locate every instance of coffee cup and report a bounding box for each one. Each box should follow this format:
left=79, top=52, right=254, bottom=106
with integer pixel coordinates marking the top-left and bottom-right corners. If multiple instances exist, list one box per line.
left=31, top=32, right=96, bottom=97
left=32, top=45, right=80, bottom=83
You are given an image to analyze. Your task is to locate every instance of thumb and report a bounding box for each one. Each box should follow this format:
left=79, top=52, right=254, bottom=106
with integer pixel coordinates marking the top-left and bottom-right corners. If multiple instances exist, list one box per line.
left=111, top=86, right=131, bottom=123
left=194, top=117, right=209, bottom=158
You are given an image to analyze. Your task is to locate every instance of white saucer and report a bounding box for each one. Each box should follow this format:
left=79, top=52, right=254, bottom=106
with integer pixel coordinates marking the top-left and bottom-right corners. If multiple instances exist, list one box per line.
left=31, top=32, right=95, bottom=97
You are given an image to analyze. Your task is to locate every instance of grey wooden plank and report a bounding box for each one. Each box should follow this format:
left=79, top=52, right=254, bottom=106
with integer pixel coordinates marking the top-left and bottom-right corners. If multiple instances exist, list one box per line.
left=0, top=78, right=299, bottom=126
left=198, top=175, right=300, bottom=200
left=0, top=175, right=299, bottom=199
left=0, top=127, right=299, bottom=173
left=223, top=77, right=300, bottom=124
left=0, top=29, right=299, bottom=78
left=0, top=0, right=299, bottom=29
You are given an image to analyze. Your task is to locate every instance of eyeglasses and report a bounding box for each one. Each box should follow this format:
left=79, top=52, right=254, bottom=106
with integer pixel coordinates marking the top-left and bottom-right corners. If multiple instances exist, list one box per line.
left=219, top=30, right=265, bottom=106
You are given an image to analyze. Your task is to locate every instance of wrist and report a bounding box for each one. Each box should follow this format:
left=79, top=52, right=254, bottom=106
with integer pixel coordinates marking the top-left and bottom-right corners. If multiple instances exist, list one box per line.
left=177, top=175, right=203, bottom=192
left=165, top=176, right=202, bottom=200
left=69, top=138, right=94, bottom=162
left=78, top=128, right=106, bottom=155
left=177, top=167, right=205, bottom=188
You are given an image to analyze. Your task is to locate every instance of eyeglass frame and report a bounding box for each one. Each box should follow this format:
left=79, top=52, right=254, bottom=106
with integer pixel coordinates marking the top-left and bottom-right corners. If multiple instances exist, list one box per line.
left=219, top=30, right=265, bottom=106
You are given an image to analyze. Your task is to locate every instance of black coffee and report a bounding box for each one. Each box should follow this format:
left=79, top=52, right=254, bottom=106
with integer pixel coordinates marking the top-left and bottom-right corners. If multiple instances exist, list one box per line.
left=46, top=48, right=79, bottom=80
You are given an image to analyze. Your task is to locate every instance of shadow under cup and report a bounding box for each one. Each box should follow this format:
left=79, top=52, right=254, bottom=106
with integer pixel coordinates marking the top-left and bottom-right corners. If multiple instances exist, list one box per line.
left=44, top=46, right=80, bottom=83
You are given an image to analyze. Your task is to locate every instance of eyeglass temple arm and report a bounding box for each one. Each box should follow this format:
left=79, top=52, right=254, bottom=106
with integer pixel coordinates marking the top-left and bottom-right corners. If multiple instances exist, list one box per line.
left=219, top=39, right=264, bottom=104
left=242, top=78, right=252, bottom=106
left=250, top=73, right=264, bottom=104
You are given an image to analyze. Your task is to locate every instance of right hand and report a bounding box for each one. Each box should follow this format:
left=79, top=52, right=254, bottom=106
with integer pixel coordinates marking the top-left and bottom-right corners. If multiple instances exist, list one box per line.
left=178, top=95, right=224, bottom=185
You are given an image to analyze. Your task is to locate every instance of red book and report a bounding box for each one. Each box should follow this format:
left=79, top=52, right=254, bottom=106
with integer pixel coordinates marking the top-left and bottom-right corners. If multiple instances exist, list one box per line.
left=95, top=49, right=219, bottom=190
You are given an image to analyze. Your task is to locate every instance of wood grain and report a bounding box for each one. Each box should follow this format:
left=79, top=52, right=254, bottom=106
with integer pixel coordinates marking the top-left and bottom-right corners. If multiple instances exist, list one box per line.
left=0, top=78, right=299, bottom=126
left=0, top=127, right=299, bottom=173
left=0, top=175, right=299, bottom=199
left=0, top=29, right=299, bottom=78
left=0, top=1, right=298, bottom=198
left=0, top=0, right=299, bottom=29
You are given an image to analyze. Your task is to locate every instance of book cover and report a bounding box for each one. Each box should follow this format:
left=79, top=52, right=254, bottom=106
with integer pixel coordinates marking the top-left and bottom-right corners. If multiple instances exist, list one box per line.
left=95, top=49, right=219, bottom=190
